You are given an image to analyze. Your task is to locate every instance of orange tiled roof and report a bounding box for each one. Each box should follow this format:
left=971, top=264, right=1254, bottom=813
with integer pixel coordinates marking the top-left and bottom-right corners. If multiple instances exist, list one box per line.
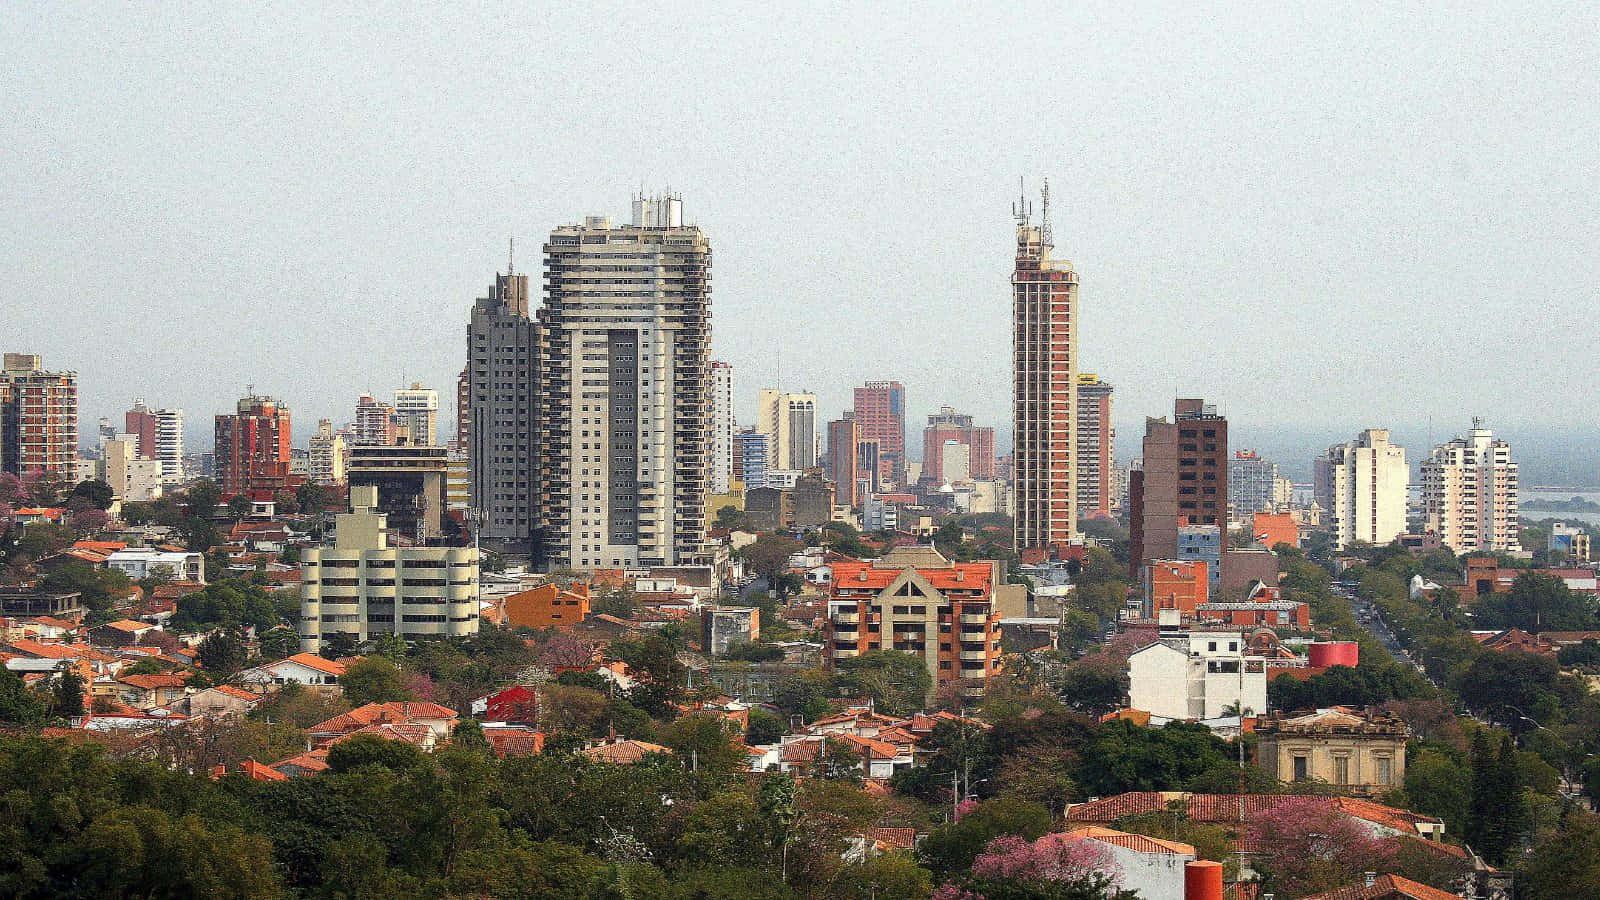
left=115, top=673, right=189, bottom=690
left=484, top=728, right=545, bottom=758
left=238, top=758, right=288, bottom=781
left=1067, top=792, right=1441, bottom=835
left=829, top=560, right=994, bottom=593
left=1302, top=874, right=1461, bottom=900
left=99, top=619, right=154, bottom=633
left=309, top=701, right=458, bottom=735
left=275, top=652, right=347, bottom=676
left=582, top=738, right=672, bottom=764
left=869, top=827, right=917, bottom=851
left=325, top=722, right=437, bottom=746
left=208, top=684, right=262, bottom=701
left=270, top=748, right=330, bottom=776
left=1054, top=826, right=1196, bottom=856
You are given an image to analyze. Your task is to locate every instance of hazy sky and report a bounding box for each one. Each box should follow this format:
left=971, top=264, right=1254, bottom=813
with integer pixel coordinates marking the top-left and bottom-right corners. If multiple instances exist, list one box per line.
left=6, top=4, right=1598, bottom=461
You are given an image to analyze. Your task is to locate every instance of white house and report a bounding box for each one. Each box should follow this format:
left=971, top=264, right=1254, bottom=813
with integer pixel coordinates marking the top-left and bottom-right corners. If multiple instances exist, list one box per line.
left=105, top=548, right=206, bottom=584
left=236, top=652, right=347, bottom=690
left=1127, top=631, right=1267, bottom=720
left=1056, top=828, right=1196, bottom=900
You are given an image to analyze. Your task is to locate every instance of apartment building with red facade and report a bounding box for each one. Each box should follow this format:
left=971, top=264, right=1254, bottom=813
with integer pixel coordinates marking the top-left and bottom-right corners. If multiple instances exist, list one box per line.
left=0, top=353, right=78, bottom=480
left=921, top=406, right=995, bottom=484
left=214, top=394, right=294, bottom=497
left=852, top=381, right=905, bottom=485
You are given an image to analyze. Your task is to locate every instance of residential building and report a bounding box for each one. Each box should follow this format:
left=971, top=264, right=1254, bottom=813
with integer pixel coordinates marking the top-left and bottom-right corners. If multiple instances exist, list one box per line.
left=738, top=429, right=769, bottom=490
left=444, top=453, right=469, bottom=510
left=94, top=436, right=164, bottom=502
left=710, top=360, right=734, bottom=495
left=1177, top=524, right=1221, bottom=600
left=537, top=193, right=712, bottom=569
left=1421, top=419, right=1520, bottom=553
left=237, top=653, right=347, bottom=691
left=1075, top=374, right=1115, bottom=517
left=500, top=582, right=590, bottom=629
left=307, top=419, right=347, bottom=484
left=1143, top=560, right=1208, bottom=617
left=1251, top=511, right=1300, bottom=550
left=393, top=383, right=438, bottom=446
left=1315, top=429, right=1408, bottom=550
left=105, top=548, right=206, bottom=583
left=452, top=365, right=470, bottom=453
left=1549, top=522, right=1591, bottom=562
left=703, top=605, right=760, bottom=656
left=0, top=588, right=85, bottom=619
left=467, top=266, right=538, bottom=551
left=1228, top=449, right=1291, bottom=521
left=0, top=353, right=78, bottom=480
left=1126, top=630, right=1267, bottom=720
left=1011, top=188, right=1078, bottom=560
left=1256, top=707, right=1409, bottom=795
left=298, top=486, right=479, bottom=651
left=352, top=393, right=399, bottom=446
left=852, top=381, right=905, bottom=485
left=921, top=407, right=995, bottom=484
left=214, top=393, right=293, bottom=497
left=758, top=389, right=817, bottom=471
left=826, top=416, right=860, bottom=507
left=824, top=546, right=1007, bottom=700
left=345, top=441, right=448, bottom=543
left=1051, top=828, right=1196, bottom=900
left=124, top=400, right=184, bottom=485
left=1129, top=399, right=1227, bottom=578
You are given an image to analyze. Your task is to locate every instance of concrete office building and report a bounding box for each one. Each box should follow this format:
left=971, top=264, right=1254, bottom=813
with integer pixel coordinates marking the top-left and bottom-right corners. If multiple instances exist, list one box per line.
left=214, top=393, right=293, bottom=497
left=1422, top=420, right=1520, bottom=553
left=710, top=361, right=734, bottom=495
left=1130, top=399, right=1228, bottom=577
left=394, top=383, right=439, bottom=447
left=299, top=485, right=479, bottom=651
left=347, top=441, right=448, bottom=542
left=758, top=389, right=817, bottom=471
left=467, top=267, right=539, bottom=550
left=537, top=193, right=712, bottom=569
left=1011, top=185, right=1078, bottom=560
left=0, top=353, right=78, bottom=480
left=1314, top=429, right=1408, bottom=550
left=921, top=407, right=995, bottom=485
left=853, top=381, right=905, bottom=484
left=308, top=419, right=348, bottom=484
left=1075, top=374, right=1114, bottom=517
left=826, top=415, right=860, bottom=507
left=1228, top=450, right=1292, bottom=522
left=125, top=400, right=184, bottom=485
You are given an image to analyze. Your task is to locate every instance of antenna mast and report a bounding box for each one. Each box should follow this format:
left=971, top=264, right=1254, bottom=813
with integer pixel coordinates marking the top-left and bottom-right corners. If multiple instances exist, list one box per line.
left=508, top=237, right=514, bottom=276
left=1011, top=177, right=1032, bottom=227
left=1040, top=177, right=1053, bottom=247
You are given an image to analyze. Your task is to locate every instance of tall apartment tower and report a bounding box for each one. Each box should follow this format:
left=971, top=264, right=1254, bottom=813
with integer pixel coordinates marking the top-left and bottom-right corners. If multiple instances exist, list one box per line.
left=1230, top=450, right=1292, bottom=522
left=467, top=269, right=539, bottom=551
left=1314, top=429, right=1408, bottom=550
left=1075, top=375, right=1114, bottom=517
left=1422, top=420, right=1520, bottom=553
left=394, top=383, right=439, bottom=446
left=921, top=407, right=995, bottom=484
left=826, top=415, right=861, bottom=507
left=125, top=399, right=185, bottom=485
left=537, top=194, right=712, bottom=569
left=757, top=389, right=817, bottom=471
left=308, top=419, right=348, bottom=484
left=1129, top=399, right=1228, bottom=576
left=710, top=361, right=735, bottom=495
left=0, top=354, right=78, bottom=481
left=1011, top=185, right=1079, bottom=559
left=738, top=429, right=769, bottom=491
left=452, top=365, right=470, bottom=453
left=352, top=394, right=399, bottom=446
left=214, top=393, right=293, bottom=496
left=853, top=381, right=905, bottom=484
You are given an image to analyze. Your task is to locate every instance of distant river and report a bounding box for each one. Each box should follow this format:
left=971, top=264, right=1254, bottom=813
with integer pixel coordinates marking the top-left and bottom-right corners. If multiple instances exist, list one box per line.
left=1520, top=488, right=1600, bottom=525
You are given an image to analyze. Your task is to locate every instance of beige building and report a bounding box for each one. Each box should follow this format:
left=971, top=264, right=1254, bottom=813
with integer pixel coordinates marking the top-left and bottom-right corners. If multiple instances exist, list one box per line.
left=94, top=436, right=164, bottom=502
left=1256, top=708, right=1409, bottom=795
left=758, top=389, right=818, bottom=472
left=1421, top=419, right=1520, bottom=553
left=308, top=418, right=348, bottom=484
left=299, top=486, right=479, bottom=651
left=1314, top=429, right=1408, bottom=550
left=394, top=383, right=438, bottom=446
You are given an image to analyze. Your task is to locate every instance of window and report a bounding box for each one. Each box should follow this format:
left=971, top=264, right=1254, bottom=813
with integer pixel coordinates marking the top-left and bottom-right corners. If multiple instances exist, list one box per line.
left=1334, top=756, right=1350, bottom=785
left=1376, top=756, right=1392, bottom=785
left=1293, top=755, right=1308, bottom=781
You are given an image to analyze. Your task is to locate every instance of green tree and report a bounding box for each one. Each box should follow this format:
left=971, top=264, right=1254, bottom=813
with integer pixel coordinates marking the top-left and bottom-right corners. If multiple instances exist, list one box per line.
left=1476, top=571, right=1596, bottom=631
left=1521, top=809, right=1600, bottom=899
left=326, top=732, right=428, bottom=773
left=1399, top=748, right=1471, bottom=836
left=747, top=706, right=785, bottom=745
left=340, top=656, right=414, bottom=705
left=743, top=534, right=803, bottom=586
left=452, top=717, right=492, bottom=754
left=829, top=853, right=932, bottom=900
left=834, top=650, right=932, bottom=715
left=196, top=629, right=247, bottom=677
left=52, top=665, right=85, bottom=719
left=69, top=478, right=115, bottom=510
left=662, top=712, right=748, bottom=774
left=226, top=493, right=254, bottom=521
left=919, top=797, right=1053, bottom=877
left=0, top=668, right=48, bottom=728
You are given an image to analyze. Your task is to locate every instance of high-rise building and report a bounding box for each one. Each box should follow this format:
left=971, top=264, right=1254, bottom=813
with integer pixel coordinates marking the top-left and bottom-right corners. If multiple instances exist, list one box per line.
left=1129, top=399, right=1228, bottom=577
left=0, top=353, right=78, bottom=481
left=1011, top=186, right=1078, bottom=559
left=308, top=419, right=347, bottom=484
left=757, top=389, right=817, bottom=471
left=1229, top=450, right=1292, bottom=522
left=452, top=365, right=470, bottom=453
left=1075, top=375, right=1114, bottom=517
left=347, top=441, right=448, bottom=542
left=214, top=393, right=293, bottom=497
left=467, top=268, right=538, bottom=550
left=125, top=400, right=185, bottom=485
left=95, top=436, right=164, bottom=502
left=738, top=429, right=769, bottom=490
left=299, top=485, right=479, bottom=652
left=394, top=383, right=439, bottom=446
left=1314, top=430, right=1408, bottom=550
left=710, top=361, right=735, bottom=495
left=826, top=416, right=860, bottom=507
left=921, top=407, right=995, bottom=485
left=1422, top=420, right=1520, bottom=553
left=537, top=193, right=711, bottom=569
left=352, top=394, right=399, bottom=446
left=853, top=381, right=905, bottom=484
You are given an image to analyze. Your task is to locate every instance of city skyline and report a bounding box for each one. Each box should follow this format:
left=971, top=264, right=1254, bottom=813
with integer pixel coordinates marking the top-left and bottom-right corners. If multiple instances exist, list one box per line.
left=6, top=6, right=1598, bottom=460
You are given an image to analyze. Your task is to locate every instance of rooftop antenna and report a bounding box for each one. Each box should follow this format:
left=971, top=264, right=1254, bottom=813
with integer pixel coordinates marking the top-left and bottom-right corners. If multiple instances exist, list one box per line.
left=1040, top=177, right=1053, bottom=247
left=1011, top=177, right=1032, bottom=227
left=508, top=237, right=514, bottom=276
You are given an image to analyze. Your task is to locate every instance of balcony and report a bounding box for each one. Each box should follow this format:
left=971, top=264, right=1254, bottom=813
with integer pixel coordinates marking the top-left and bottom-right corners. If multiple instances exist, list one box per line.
left=960, top=613, right=989, bottom=625
left=961, top=650, right=989, bottom=661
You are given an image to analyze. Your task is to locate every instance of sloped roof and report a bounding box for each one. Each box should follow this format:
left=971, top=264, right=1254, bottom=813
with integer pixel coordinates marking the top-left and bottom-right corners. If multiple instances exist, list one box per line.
left=98, top=619, right=155, bottom=633
left=309, top=701, right=458, bottom=735
left=829, top=558, right=993, bottom=594
left=868, top=827, right=917, bottom=851
left=1054, top=826, right=1196, bottom=856
left=582, top=739, right=672, bottom=764
left=483, top=728, right=545, bottom=758
left=272, top=652, right=347, bottom=676
left=325, top=722, right=437, bottom=746
left=1302, top=874, right=1460, bottom=900
left=270, top=748, right=330, bottom=776
left=115, top=673, right=189, bottom=690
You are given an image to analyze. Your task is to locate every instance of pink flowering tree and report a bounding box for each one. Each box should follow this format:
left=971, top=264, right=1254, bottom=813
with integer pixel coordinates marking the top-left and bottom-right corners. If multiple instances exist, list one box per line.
left=1247, top=796, right=1397, bottom=897
left=934, top=833, right=1135, bottom=899
left=539, top=632, right=597, bottom=669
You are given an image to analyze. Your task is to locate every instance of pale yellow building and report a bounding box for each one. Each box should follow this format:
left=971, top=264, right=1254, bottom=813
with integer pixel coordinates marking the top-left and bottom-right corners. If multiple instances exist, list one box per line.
left=1256, top=708, right=1408, bottom=795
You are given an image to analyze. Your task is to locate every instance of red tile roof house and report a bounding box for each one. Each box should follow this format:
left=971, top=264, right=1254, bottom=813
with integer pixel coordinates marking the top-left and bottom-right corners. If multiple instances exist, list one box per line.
left=1067, top=792, right=1448, bottom=847
left=183, top=684, right=264, bottom=719
left=307, top=701, right=460, bottom=749
left=236, top=653, right=347, bottom=692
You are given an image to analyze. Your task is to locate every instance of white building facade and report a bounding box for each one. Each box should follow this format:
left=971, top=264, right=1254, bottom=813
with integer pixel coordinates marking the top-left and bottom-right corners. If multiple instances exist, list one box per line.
left=1314, top=429, right=1408, bottom=550
left=1127, top=631, right=1267, bottom=720
left=758, top=389, right=817, bottom=472
left=710, top=360, right=734, bottom=495
left=1421, top=420, right=1520, bottom=553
